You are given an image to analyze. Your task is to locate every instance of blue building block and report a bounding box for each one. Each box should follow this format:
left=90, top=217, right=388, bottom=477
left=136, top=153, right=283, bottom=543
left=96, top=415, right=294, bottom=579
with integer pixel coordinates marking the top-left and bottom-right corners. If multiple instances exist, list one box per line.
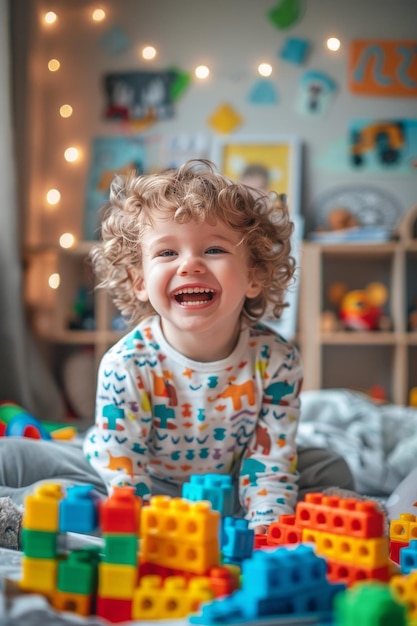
left=400, top=538, right=417, bottom=574
left=190, top=545, right=345, bottom=624
left=221, top=517, right=254, bottom=562
left=59, top=485, right=100, bottom=534
left=182, top=474, right=234, bottom=516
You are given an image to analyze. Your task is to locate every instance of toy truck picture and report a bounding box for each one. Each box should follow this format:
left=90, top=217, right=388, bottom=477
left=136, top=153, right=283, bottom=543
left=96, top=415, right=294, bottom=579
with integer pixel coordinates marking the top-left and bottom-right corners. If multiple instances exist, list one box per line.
left=350, top=121, right=405, bottom=167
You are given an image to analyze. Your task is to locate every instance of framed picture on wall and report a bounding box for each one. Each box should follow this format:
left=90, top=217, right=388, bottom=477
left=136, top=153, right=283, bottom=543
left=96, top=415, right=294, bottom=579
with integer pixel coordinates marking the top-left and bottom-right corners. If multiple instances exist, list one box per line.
left=211, top=134, right=303, bottom=341
left=211, top=134, right=302, bottom=215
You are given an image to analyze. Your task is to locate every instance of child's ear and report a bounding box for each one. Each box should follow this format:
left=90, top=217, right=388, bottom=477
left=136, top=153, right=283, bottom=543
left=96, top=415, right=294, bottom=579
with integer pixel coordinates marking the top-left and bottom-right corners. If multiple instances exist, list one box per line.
left=246, top=273, right=262, bottom=298
left=128, top=269, right=148, bottom=302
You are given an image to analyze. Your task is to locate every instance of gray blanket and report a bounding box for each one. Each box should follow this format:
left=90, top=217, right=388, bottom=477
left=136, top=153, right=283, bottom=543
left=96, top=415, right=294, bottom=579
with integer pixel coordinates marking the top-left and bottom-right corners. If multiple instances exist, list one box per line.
left=297, top=389, right=417, bottom=496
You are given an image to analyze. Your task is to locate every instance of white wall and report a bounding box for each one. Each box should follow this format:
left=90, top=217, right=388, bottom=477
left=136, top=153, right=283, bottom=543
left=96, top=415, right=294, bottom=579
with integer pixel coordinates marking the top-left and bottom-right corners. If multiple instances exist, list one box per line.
left=23, top=0, right=417, bottom=245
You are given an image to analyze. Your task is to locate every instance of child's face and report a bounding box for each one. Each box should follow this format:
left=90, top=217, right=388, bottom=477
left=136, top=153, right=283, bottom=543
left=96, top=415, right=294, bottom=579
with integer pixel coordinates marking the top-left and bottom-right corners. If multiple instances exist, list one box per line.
left=133, top=213, right=261, bottom=356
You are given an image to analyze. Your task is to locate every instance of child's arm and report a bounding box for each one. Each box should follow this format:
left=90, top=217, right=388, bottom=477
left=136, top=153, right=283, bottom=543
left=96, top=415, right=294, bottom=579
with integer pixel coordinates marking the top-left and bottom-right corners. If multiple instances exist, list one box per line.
left=83, top=353, right=152, bottom=500
left=239, top=344, right=302, bottom=530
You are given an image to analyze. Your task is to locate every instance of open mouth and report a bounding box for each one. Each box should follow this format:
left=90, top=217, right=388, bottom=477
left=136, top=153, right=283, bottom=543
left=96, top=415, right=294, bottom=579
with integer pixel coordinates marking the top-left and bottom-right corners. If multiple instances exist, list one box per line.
left=174, top=287, right=215, bottom=306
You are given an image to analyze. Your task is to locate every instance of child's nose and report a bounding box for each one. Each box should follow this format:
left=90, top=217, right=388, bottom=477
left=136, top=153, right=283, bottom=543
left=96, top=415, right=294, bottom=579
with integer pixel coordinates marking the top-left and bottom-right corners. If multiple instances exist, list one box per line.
left=177, top=255, right=206, bottom=276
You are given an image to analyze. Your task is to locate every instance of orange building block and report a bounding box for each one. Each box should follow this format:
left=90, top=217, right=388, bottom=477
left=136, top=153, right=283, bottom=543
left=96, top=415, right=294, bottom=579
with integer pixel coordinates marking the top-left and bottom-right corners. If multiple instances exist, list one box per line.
left=296, top=493, right=385, bottom=538
left=50, top=589, right=93, bottom=617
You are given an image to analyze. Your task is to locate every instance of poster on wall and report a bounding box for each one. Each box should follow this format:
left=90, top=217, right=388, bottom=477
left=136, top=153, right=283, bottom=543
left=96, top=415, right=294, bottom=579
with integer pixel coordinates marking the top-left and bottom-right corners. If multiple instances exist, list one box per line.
left=349, top=40, right=417, bottom=97
left=103, top=70, right=178, bottom=121
left=83, top=136, right=147, bottom=240
left=211, top=135, right=303, bottom=341
left=211, top=134, right=302, bottom=214
left=349, top=119, right=417, bottom=172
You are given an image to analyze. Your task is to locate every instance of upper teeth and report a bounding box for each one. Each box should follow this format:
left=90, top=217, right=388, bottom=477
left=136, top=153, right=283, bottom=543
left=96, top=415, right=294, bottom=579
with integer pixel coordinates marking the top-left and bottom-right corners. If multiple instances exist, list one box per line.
left=175, top=288, right=214, bottom=295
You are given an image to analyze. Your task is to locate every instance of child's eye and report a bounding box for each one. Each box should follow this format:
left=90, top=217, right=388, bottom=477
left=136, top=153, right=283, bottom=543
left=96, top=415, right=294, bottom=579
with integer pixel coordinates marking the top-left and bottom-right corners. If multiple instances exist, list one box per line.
left=206, top=247, right=227, bottom=255
left=158, top=249, right=177, bottom=257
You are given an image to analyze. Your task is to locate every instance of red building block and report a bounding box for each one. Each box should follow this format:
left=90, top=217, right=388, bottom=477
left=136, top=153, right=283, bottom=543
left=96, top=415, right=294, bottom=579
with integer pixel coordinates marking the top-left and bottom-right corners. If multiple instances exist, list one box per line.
left=100, top=486, right=141, bottom=534
left=267, top=514, right=303, bottom=545
left=389, top=539, right=409, bottom=564
left=96, top=596, right=132, bottom=623
left=326, top=559, right=390, bottom=587
left=295, top=493, right=385, bottom=539
left=207, top=566, right=240, bottom=598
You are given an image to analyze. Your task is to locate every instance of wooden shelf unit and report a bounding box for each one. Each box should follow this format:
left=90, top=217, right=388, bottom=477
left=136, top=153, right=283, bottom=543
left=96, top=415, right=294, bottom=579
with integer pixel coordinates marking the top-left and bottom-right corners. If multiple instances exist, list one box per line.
left=299, top=239, right=417, bottom=405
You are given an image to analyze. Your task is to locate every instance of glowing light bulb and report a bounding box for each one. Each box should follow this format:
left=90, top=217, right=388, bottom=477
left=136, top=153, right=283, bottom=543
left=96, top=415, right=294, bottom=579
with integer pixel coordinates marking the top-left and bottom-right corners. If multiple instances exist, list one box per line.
left=59, top=233, right=75, bottom=248
left=48, top=273, right=60, bottom=289
left=44, top=11, right=57, bottom=24
left=195, top=65, right=210, bottom=80
left=258, top=63, right=272, bottom=77
left=327, top=37, right=341, bottom=52
left=92, top=8, right=106, bottom=21
left=64, top=147, right=79, bottom=162
left=46, top=189, right=61, bottom=205
left=142, top=46, right=157, bottom=60
left=60, top=104, right=73, bottom=118
left=48, top=59, right=60, bottom=72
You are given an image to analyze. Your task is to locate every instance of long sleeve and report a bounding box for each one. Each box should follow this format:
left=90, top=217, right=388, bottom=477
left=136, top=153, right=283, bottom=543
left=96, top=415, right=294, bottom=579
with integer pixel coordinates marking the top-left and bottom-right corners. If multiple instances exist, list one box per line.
left=239, top=341, right=303, bottom=528
left=83, top=337, right=153, bottom=499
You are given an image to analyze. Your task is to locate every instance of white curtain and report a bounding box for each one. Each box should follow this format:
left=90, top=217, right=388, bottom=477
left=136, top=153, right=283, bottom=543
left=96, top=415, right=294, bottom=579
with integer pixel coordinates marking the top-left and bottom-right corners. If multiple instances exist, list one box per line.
left=0, top=0, right=64, bottom=420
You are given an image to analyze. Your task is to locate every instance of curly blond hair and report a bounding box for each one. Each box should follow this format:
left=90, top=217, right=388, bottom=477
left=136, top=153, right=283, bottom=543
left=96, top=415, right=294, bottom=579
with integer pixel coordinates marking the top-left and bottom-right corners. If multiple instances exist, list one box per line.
left=90, top=159, right=295, bottom=327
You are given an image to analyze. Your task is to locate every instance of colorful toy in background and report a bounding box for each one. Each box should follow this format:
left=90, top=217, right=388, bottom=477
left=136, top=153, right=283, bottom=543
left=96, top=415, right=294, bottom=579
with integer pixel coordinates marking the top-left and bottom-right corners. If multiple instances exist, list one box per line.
left=327, top=281, right=391, bottom=331
left=0, top=402, right=77, bottom=441
left=10, top=477, right=417, bottom=625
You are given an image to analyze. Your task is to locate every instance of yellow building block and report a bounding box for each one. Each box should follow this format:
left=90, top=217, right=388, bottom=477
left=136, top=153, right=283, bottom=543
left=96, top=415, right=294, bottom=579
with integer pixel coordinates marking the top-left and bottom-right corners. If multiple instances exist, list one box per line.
left=98, top=562, right=138, bottom=599
left=302, top=528, right=389, bottom=568
left=390, top=570, right=417, bottom=622
left=23, top=483, right=64, bottom=532
left=390, top=514, right=417, bottom=542
left=20, top=556, right=58, bottom=594
left=50, top=589, right=93, bottom=617
left=132, top=575, right=213, bottom=620
left=141, top=496, right=220, bottom=544
left=140, top=534, right=219, bottom=574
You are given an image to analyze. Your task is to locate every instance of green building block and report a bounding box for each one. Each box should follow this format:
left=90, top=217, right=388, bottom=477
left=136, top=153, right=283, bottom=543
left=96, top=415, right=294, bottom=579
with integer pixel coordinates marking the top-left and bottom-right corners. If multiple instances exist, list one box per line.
left=102, top=533, right=138, bottom=566
left=57, top=547, right=101, bottom=594
left=334, top=582, right=407, bottom=626
left=21, top=528, right=58, bottom=559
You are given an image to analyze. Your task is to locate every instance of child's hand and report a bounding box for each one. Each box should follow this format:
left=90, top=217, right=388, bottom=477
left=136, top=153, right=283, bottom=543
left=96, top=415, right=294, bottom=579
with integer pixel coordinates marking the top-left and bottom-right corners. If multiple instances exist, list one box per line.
left=254, top=524, right=268, bottom=535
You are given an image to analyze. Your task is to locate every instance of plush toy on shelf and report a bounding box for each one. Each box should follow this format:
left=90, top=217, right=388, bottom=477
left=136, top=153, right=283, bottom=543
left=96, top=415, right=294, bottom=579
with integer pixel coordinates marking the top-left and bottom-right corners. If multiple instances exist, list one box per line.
left=327, top=281, right=391, bottom=331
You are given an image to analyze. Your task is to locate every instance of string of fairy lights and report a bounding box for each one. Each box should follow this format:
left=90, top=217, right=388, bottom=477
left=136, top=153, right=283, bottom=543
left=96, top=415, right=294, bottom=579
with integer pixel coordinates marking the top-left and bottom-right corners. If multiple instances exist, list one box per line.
left=41, top=7, right=341, bottom=290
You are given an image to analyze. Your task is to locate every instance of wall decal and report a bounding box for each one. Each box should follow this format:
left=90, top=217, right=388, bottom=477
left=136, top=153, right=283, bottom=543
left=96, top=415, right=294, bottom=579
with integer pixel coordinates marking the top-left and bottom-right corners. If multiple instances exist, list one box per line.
left=208, top=103, right=243, bottom=134
left=99, top=25, right=130, bottom=55
left=280, top=37, right=311, bottom=65
left=349, top=118, right=417, bottom=172
left=349, top=40, right=417, bottom=96
left=267, top=0, right=303, bottom=29
left=248, top=79, right=279, bottom=104
left=296, top=70, right=337, bottom=116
